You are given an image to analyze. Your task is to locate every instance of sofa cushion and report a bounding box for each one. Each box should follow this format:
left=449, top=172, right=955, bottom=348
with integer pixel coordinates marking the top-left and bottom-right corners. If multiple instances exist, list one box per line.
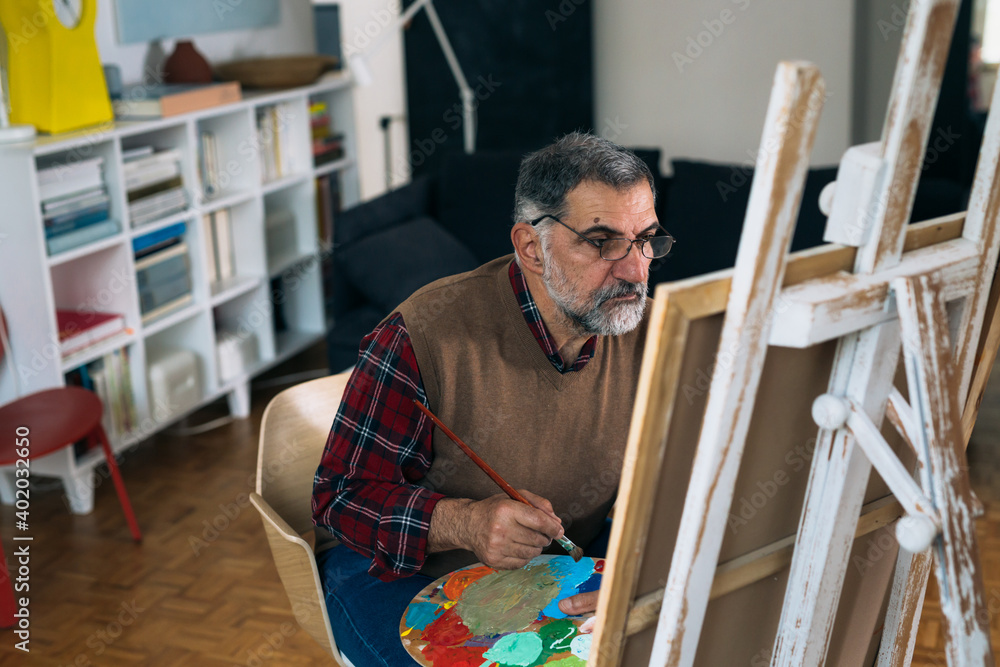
left=336, top=215, right=480, bottom=312
left=335, top=175, right=435, bottom=247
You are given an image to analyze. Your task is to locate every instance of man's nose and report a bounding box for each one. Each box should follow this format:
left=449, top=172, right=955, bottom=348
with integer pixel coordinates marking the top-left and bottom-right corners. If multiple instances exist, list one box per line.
left=613, top=244, right=650, bottom=284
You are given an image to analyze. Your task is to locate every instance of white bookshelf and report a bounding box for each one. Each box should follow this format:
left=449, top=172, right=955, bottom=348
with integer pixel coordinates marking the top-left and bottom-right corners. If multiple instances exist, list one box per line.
left=0, top=73, right=360, bottom=514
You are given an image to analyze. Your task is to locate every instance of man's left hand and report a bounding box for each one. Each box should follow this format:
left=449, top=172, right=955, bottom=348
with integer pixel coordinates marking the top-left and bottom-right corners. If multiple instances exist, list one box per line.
left=558, top=590, right=599, bottom=629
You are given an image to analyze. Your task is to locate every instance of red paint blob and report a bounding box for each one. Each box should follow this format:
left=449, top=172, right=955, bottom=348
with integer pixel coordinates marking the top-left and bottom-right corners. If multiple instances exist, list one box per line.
left=420, top=643, right=488, bottom=667
left=595, top=559, right=605, bottom=572
left=442, top=565, right=495, bottom=601
left=422, top=607, right=473, bottom=647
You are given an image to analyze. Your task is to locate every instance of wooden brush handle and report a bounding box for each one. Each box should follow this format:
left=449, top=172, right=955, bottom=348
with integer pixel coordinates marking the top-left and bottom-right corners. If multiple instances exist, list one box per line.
left=412, top=399, right=531, bottom=506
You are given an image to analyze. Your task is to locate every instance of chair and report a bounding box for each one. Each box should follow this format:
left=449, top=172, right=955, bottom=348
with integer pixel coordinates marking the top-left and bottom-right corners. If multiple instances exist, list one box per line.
left=0, top=310, right=141, bottom=629
left=250, top=371, right=356, bottom=667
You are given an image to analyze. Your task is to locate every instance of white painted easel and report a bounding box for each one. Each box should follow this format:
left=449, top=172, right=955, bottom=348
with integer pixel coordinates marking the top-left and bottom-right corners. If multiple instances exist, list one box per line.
left=637, top=0, right=996, bottom=664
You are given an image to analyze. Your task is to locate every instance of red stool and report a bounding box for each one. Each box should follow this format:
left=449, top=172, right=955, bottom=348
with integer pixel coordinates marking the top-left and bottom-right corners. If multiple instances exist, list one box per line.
left=0, top=387, right=142, bottom=627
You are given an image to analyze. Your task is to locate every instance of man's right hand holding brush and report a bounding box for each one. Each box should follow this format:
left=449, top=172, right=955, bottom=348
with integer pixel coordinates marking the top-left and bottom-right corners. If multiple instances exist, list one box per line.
left=427, top=490, right=564, bottom=570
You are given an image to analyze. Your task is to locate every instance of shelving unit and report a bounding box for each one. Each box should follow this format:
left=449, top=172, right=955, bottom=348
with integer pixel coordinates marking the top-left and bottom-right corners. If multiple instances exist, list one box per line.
left=0, top=73, right=360, bottom=514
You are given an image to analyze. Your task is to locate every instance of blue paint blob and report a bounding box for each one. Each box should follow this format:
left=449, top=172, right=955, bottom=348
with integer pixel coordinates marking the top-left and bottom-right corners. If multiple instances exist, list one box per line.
left=538, top=557, right=598, bottom=619
left=574, top=572, right=602, bottom=595
left=403, top=601, right=442, bottom=631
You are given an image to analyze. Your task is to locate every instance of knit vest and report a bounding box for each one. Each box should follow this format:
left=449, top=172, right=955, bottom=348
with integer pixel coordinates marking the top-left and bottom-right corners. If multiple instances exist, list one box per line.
left=397, top=255, right=650, bottom=578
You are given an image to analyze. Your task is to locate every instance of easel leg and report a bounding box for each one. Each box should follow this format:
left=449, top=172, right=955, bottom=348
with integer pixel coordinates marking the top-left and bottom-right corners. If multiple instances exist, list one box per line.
left=877, top=548, right=933, bottom=666
left=893, top=274, right=994, bottom=665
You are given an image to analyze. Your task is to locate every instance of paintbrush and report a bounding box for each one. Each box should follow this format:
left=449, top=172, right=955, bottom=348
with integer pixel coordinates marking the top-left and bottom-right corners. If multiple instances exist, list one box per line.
left=413, top=399, right=584, bottom=562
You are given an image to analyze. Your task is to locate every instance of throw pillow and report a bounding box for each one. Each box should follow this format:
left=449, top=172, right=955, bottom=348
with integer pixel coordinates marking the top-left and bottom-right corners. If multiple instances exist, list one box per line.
left=336, top=215, right=480, bottom=312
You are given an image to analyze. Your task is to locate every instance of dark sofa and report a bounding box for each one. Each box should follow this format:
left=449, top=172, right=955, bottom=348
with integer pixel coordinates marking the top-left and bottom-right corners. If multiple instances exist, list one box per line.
left=326, top=150, right=969, bottom=372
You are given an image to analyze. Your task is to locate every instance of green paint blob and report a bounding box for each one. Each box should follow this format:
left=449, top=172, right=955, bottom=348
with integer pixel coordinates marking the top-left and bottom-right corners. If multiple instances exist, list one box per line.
left=483, top=632, right=543, bottom=666
left=542, top=657, right=586, bottom=667
left=454, top=563, right=562, bottom=635
left=539, top=618, right=578, bottom=652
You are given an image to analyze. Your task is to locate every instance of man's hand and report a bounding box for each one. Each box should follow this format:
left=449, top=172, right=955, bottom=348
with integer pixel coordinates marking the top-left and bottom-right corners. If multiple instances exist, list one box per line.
left=428, top=490, right=565, bottom=570
left=559, top=591, right=600, bottom=632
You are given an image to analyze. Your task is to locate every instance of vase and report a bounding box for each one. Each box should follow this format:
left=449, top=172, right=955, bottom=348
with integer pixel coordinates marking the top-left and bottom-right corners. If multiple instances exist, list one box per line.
left=164, top=40, right=213, bottom=85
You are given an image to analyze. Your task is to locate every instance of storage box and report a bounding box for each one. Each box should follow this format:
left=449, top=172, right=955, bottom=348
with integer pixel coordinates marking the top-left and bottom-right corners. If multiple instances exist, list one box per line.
left=147, top=348, right=201, bottom=417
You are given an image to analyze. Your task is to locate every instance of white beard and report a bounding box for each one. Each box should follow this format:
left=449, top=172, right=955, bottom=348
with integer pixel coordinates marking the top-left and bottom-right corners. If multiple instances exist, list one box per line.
left=542, top=253, right=647, bottom=337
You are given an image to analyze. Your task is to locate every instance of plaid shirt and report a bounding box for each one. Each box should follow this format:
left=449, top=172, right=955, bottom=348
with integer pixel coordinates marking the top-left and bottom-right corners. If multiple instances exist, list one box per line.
left=312, top=261, right=597, bottom=580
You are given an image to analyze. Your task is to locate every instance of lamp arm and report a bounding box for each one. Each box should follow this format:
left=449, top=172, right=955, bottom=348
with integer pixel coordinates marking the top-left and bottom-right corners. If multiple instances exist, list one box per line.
left=349, top=0, right=477, bottom=154
left=422, top=0, right=476, bottom=153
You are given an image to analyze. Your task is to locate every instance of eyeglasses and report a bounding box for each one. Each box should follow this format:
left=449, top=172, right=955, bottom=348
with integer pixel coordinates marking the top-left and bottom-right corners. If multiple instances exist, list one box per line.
left=529, top=215, right=675, bottom=261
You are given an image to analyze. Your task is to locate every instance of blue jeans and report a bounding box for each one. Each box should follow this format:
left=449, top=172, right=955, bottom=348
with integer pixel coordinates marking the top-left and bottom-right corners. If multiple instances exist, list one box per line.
left=318, top=519, right=612, bottom=667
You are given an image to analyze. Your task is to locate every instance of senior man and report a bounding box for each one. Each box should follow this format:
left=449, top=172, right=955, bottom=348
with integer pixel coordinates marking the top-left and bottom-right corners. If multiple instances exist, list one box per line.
left=312, top=132, right=674, bottom=666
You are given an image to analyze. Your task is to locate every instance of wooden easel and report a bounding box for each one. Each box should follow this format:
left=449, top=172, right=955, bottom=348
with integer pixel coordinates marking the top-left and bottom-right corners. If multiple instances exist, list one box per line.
left=590, top=0, right=998, bottom=664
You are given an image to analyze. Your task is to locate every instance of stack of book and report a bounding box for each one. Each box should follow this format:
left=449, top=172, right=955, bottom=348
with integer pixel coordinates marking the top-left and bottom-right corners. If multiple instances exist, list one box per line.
left=38, top=157, right=117, bottom=256
left=133, top=222, right=193, bottom=324
left=198, top=131, right=221, bottom=199
left=203, top=209, right=236, bottom=286
left=57, top=309, right=128, bottom=358
left=257, top=102, right=299, bottom=182
left=65, top=347, right=138, bottom=448
left=309, top=99, right=345, bottom=167
left=123, top=147, right=188, bottom=228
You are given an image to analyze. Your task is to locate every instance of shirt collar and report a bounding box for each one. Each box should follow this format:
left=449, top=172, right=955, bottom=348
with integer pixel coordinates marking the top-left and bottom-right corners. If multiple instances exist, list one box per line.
left=508, top=260, right=597, bottom=373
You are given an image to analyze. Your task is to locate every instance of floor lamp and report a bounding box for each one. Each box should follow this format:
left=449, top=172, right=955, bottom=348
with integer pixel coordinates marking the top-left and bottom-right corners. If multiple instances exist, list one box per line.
left=348, top=0, right=476, bottom=154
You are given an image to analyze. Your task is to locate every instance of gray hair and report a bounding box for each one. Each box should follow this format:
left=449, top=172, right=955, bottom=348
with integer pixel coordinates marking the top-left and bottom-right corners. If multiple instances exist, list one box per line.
left=512, top=131, right=656, bottom=226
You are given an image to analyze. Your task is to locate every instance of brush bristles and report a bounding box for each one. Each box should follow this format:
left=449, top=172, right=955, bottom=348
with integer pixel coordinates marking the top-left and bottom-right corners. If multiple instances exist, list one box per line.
left=557, top=536, right=585, bottom=562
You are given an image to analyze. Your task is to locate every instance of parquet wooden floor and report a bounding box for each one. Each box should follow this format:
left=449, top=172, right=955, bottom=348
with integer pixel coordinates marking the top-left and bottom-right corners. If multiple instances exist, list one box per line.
left=0, top=340, right=995, bottom=666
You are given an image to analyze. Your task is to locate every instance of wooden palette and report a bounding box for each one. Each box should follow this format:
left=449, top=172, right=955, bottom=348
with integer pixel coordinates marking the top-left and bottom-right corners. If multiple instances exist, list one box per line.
left=399, top=555, right=604, bottom=666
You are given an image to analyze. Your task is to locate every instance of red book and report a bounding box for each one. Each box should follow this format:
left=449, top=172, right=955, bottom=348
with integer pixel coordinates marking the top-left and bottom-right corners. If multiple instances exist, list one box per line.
left=56, top=310, right=127, bottom=357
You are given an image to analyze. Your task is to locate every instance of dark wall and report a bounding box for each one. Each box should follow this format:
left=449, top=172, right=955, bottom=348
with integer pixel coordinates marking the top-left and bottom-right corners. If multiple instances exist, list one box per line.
left=925, top=0, right=975, bottom=185
left=402, top=0, right=593, bottom=177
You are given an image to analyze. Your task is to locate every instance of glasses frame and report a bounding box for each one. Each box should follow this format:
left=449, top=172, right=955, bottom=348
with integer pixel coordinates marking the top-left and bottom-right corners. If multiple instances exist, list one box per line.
left=528, top=214, right=676, bottom=261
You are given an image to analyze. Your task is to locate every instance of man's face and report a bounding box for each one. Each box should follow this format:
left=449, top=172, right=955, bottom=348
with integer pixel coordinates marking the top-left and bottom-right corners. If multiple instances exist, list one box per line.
left=539, top=181, right=658, bottom=336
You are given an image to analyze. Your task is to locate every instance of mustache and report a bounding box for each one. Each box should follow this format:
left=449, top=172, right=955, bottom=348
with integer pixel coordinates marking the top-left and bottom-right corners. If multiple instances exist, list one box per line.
left=594, top=280, right=646, bottom=307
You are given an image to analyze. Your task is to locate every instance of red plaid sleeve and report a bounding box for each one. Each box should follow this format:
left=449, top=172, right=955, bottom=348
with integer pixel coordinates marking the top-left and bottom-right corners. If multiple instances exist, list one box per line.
left=312, top=313, right=441, bottom=580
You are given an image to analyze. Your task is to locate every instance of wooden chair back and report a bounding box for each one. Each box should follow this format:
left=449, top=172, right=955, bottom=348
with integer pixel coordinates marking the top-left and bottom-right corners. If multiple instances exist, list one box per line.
left=251, top=371, right=353, bottom=665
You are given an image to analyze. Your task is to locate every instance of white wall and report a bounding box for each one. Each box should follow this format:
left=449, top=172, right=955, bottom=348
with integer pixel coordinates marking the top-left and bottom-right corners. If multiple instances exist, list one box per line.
left=92, top=0, right=408, bottom=200
left=594, top=0, right=855, bottom=172
left=334, top=0, right=411, bottom=198
left=95, top=0, right=317, bottom=85
left=853, top=0, right=905, bottom=144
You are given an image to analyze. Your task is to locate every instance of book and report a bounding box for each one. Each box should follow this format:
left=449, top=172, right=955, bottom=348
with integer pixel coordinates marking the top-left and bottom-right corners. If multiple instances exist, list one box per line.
left=134, top=241, right=189, bottom=273
left=37, top=158, right=106, bottom=203
left=46, top=198, right=110, bottom=224
left=123, top=147, right=181, bottom=169
left=133, top=221, right=186, bottom=255
left=125, top=162, right=182, bottom=191
left=214, top=208, right=235, bottom=280
left=199, top=132, right=221, bottom=198
left=129, top=189, right=187, bottom=227
left=139, top=273, right=192, bottom=314
left=114, top=82, right=242, bottom=120
left=203, top=213, right=220, bottom=283
left=37, top=156, right=103, bottom=185
left=141, top=293, right=193, bottom=325
left=43, top=188, right=109, bottom=216
left=56, top=310, right=127, bottom=356
left=45, top=206, right=112, bottom=239
left=136, top=248, right=189, bottom=287
left=47, top=219, right=119, bottom=256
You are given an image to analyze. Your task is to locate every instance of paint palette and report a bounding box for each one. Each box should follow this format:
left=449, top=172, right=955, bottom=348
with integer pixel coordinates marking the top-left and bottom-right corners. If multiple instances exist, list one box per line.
left=400, top=555, right=604, bottom=666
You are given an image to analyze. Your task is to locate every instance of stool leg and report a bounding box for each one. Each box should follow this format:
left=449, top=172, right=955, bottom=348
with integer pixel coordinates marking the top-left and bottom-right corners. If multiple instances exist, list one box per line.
left=94, top=425, right=142, bottom=543
left=0, top=539, right=16, bottom=628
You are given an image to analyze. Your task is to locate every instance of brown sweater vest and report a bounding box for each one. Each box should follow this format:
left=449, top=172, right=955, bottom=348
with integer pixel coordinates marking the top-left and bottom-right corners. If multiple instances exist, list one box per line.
left=397, top=255, right=650, bottom=578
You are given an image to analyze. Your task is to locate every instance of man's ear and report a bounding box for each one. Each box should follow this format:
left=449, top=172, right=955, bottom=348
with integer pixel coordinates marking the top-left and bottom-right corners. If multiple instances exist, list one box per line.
left=511, top=222, right=544, bottom=276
